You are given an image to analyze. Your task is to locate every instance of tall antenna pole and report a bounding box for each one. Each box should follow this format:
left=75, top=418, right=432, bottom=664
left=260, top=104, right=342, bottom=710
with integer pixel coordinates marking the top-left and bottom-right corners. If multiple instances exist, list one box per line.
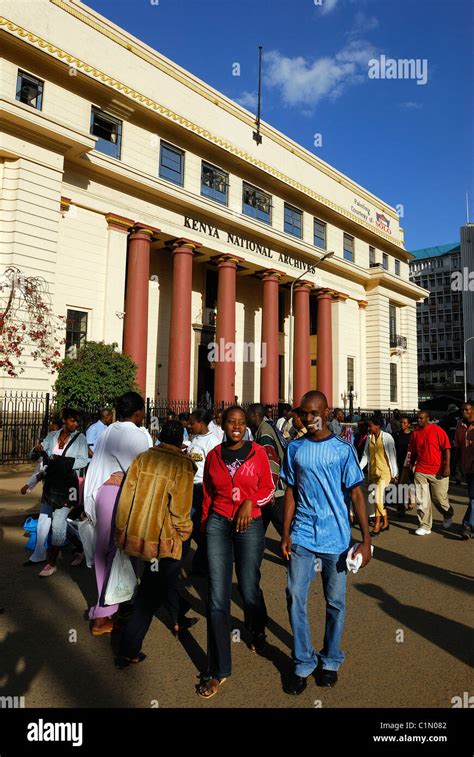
left=253, top=46, right=263, bottom=146
left=467, top=191, right=470, bottom=224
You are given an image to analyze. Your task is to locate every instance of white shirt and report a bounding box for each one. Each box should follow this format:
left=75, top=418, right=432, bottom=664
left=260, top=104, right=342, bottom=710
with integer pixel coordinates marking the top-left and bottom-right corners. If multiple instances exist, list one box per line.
left=209, top=420, right=225, bottom=443
left=84, top=421, right=152, bottom=522
left=186, top=431, right=220, bottom=484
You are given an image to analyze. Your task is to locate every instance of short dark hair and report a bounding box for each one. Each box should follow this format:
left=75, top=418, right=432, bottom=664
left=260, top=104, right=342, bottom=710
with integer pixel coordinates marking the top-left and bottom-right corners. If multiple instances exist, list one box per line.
left=61, top=407, right=81, bottom=422
left=178, top=412, right=190, bottom=422
left=300, top=391, right=329, bottom=408
left=369, top=415, right=382, bottom=427
left=159, top=420, right=184, bottom=447
left=50, top=416, right=62, bottom=427
left=280, top=403, right=292, bottom=413
left=190, top=408, right=213, bottom=425
left=115, top=391, right=145, bottom=421
left=222, top=405, right=246, bottom=426
left=247, top=403, right=265, bottom=417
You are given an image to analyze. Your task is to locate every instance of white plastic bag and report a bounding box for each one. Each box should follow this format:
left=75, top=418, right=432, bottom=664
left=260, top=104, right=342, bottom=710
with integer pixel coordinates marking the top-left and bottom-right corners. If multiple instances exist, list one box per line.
left=104, top=548, right=137, bottom=605
left=76, top=518, right=97, bottom=568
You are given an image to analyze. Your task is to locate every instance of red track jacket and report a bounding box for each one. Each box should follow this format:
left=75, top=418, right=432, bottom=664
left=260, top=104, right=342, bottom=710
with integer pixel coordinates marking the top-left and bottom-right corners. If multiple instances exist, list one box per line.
left=202, top=442, right=275, bottom=526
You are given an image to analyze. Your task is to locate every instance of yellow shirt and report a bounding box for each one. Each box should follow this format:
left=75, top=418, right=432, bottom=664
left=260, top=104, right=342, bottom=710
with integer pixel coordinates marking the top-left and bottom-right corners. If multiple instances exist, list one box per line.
left=369, top=433, right=391, bottom=482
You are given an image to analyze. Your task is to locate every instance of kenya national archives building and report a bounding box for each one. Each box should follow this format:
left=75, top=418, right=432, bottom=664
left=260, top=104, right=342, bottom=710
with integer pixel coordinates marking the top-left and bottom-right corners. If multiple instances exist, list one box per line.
left=0, top=0, right=427, bottom=408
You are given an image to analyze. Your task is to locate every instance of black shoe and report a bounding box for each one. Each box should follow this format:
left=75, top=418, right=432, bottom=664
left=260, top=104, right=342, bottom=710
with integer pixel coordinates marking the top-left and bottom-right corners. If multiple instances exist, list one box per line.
left=315, top=668, right=338, bottom=687
left=461, top=526, right=471, bottom=541
left=284, top=673, right=307, bottom=695
left=23, top=559, right=44, bottom=567
left=249, top=632, right=267, bottom=653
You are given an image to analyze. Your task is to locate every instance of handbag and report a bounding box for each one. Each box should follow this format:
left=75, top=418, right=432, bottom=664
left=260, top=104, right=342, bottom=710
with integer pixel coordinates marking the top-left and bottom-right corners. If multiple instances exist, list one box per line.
left=104, top=548, right=137, bottom=605
left=43, top=434, right=79, bottom=510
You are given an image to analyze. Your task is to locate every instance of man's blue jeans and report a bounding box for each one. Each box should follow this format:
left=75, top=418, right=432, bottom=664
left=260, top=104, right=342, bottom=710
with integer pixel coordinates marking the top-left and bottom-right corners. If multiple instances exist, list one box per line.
left=206, top=512, right=267, bottom=679
left=463, top=473, right=474, bottom=535
left=287, top=543, right=347, bottom=677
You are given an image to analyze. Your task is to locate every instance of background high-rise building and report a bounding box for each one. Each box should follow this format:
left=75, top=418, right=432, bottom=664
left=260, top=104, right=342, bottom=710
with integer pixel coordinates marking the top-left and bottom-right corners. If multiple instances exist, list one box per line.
left=409, top=243, right=464, bottom=403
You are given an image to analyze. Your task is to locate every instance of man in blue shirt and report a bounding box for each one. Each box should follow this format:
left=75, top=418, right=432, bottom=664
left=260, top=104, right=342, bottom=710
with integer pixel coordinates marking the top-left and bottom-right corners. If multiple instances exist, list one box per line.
left=281, top=390, right=371, bottom=694
left=86, top=409, right=113, bottom=454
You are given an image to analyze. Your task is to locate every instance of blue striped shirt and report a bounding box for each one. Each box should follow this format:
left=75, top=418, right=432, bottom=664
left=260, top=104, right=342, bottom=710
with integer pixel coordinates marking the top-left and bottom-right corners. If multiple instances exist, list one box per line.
left=281, top=433, right=364, bottom=554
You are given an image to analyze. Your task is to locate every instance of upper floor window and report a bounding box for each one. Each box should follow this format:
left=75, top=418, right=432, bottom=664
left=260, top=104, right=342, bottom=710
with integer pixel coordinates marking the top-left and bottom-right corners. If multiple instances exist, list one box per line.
left=242, top=182, right=272, bottom=224
left=382, top=253, right=389, bottom=270
left=395, top=259, right=400, bottom=276
left=16, top=70, right=43, bottom=110
left=314, top=219, right=326, bottom=249
left=284, top=204, right=303, bottom=238
left=343, top=233, right=354, bottom=262
left=201, top=162, right=228, bottom=205
left=90, top=107, right=122, bottom=159
left=65, top=309, right=88, bottom=357
left=159, top=142, right=184, bottom=185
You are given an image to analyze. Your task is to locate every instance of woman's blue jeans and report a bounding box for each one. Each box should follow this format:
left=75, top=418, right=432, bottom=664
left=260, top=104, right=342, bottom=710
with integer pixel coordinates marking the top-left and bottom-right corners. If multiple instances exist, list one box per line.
left=205, top=512, right=267, bottom=679
left=287, top=543, right=347, bottom=677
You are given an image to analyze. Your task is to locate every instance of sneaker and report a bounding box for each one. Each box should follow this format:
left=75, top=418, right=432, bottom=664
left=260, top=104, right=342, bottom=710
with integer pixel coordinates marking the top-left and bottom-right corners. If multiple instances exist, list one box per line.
left=461, top=526, right=471, bottom=541
left=415, top=527, right=431, bottom=536
left=442, top=516, right=453, bottom=530
left=39, top=563, right=57, bottom=577
left=71, top=552, right=84, bottom=567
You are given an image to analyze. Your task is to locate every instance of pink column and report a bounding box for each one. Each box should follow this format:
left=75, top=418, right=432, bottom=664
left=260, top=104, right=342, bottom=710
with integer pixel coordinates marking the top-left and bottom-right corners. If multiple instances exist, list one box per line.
left=214, top=256, right=238, bottom=406
left=123, top=223, right=160, bottom=394
left=317, top=289, right=333, bottom=407
left=167, top=238, right=201, bottom=406
left=261, top=271, right=281, bottom=406
left=293, top=282, right=312, bottom=405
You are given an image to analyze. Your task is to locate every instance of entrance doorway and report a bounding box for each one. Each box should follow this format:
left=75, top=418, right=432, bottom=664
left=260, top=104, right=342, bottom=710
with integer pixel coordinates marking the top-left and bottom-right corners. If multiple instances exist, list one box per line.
left=197, top=342, right=215, bottom=404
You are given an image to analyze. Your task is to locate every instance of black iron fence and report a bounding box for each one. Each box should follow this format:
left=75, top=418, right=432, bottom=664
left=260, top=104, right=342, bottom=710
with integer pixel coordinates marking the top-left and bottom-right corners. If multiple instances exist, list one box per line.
left=0, top=389, right=446, bottom=465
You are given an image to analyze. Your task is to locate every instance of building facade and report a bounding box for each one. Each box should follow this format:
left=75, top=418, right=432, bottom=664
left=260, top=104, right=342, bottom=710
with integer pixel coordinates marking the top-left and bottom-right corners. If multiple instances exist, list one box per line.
left=409, top=240, right=468, bottom=402
left=0, top=0, right=426, bottom=408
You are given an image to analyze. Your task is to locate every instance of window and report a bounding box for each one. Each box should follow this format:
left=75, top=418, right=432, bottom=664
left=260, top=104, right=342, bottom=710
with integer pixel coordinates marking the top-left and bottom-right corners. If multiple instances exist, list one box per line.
left=369, top=246, right=376, bottom=266
left=314, top=219, right=326, bottom=249
left=347, top=357, right=355, bottom=391
left=201, top=162, right=228, bottom=205
left=159, top=142, right=184, bottom=185
left=343, top=233, right=354, bottom=262
left=284, top=204, right=303, bottom=238
left=242, top=183, right=272, bottom=224
left=90, top=107, right=122, bottom=159
left=389, top=303, right=397, bottom=343
left=205, top=268, right=218, bottom=310
left=310, top=295, right=318, bottom=335
left=16, top=70, right=44, bottom=110
left=65, top=310, right=88, bottom=356
left=390, top=363, right=398, bottom=402
left=382, top=253, right=388, bottom=270
left=395, top=259, right=400, bottom=276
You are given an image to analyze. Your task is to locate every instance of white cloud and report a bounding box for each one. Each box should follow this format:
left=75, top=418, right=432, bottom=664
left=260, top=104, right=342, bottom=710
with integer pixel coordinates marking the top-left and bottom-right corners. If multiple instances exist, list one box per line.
left=263, top=39, right=377, bottom=111
left=235, top=91, right=258, bottom=110
left=348, top=11, right=379, bottom=37
left=399, top=101, right=423, bottom=110
left=319, top=0, right=339, bottom=15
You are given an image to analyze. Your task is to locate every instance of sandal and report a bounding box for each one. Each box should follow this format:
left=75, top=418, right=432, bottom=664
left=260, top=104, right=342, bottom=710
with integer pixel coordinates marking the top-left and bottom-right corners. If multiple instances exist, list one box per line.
left=91, top=619, right=114, bottom=636
left=114, top=652, right=147, bottom=670
left=197, top=676, right=227, bottom=699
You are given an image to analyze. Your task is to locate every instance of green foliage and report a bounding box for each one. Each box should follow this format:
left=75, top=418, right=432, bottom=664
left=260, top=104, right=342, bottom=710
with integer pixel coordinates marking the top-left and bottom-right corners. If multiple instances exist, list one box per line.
left=54, top=342, right=138, bottom=409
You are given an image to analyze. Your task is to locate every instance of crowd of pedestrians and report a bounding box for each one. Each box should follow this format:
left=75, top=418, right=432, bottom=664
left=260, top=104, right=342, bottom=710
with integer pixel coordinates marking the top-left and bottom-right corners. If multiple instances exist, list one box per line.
left=20, top=392, right=473, bottom=697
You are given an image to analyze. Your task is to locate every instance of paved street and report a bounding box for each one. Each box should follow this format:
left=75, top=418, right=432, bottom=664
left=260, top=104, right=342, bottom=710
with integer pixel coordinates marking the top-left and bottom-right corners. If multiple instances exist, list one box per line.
left=0, top=464, right=472, bottom=710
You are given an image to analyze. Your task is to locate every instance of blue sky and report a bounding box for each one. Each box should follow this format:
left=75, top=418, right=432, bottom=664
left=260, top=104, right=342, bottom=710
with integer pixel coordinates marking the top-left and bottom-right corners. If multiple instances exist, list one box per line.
left=87, top=0, right=473, bottom=251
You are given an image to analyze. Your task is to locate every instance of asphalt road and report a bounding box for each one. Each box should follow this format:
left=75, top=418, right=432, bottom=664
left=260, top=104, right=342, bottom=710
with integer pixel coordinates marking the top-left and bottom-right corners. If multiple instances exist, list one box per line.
left=0, top=465, right=472, bottom=710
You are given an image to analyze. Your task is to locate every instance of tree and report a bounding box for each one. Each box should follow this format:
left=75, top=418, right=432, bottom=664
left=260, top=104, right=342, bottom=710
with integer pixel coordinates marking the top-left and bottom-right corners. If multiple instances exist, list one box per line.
left=0, top=267, right=65, bottom=377
left=54, top=341, right=138, bottom=410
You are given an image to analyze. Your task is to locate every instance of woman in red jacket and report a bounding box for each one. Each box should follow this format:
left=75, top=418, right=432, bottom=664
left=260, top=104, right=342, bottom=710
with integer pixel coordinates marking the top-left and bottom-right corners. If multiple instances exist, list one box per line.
left=197, top=405, right=275, bottom=699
